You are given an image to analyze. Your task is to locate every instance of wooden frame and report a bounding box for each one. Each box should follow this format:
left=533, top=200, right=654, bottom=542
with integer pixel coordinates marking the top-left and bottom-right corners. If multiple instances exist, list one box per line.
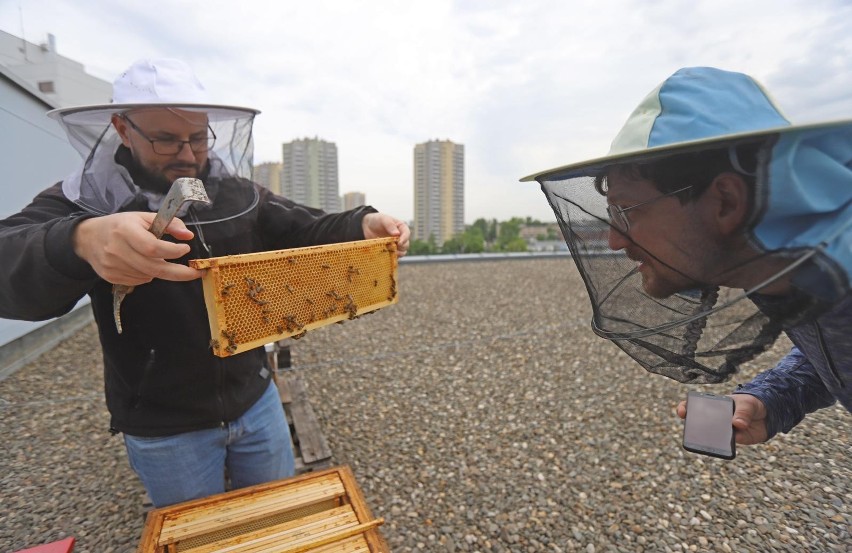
left=189, top=238, right=398, bottom=357
left=137, top=466, right=388, bottom=552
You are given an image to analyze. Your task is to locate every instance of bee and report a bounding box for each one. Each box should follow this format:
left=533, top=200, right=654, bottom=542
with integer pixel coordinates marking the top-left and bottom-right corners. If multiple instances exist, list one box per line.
left=221, top=283, right=235, bottom=297
left=305, top=298, right=314, bottom=305
left=373, top=279, right=378, bottom=287
left=276, top=324, right=284, bottom=334
left=321, top=264, right=331, bottom=269
left=209, top=339, right=220, bottom=350
left=346, top=266, right=360, bottom=282
left=287, top=258, right=297, bottom=264
left=326, top=290, right=343, bottom=301
left=284, top=284, right=294, bottom=293
left=291, top=330, right=307, bottom=340
left=344, top=295, right=358, bottom=319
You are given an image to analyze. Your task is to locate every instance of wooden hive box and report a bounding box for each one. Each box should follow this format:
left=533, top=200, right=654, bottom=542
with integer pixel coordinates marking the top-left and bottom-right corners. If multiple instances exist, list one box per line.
left=137, top=466, right=388, bottom=553
left=189, top=238, right=398, bottom=357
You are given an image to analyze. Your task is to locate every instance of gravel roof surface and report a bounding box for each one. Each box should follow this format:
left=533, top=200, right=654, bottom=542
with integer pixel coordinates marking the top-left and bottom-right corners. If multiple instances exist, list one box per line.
left=1, top=258, right=850, bottom=552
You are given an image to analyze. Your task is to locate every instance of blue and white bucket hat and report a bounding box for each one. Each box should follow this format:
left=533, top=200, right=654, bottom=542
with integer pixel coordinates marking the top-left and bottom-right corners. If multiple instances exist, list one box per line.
left=523, top=67, right=852, bottom=383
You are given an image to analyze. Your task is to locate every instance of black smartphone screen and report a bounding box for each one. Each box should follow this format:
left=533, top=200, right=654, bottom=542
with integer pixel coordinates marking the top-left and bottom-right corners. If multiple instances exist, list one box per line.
left=682, top=391, right=736, bottom=460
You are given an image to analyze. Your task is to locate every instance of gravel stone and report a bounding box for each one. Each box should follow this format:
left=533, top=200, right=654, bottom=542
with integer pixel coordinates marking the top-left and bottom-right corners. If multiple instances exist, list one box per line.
left=1, top=259, right=850, bottom=552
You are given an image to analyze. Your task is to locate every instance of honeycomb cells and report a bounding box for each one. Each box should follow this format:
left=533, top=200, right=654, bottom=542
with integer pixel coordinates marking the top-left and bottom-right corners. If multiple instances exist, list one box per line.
left=190, top=237, right=398, bottom=357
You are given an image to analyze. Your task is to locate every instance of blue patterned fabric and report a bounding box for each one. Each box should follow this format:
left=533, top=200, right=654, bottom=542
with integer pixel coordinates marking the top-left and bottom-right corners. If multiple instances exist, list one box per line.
left=648, top=67, right=790, bottom=147
left=738, top=295, right=852, bottom=438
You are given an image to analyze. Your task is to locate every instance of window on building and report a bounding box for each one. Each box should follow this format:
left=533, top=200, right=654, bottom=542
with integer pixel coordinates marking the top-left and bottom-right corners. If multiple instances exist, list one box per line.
left=38, top=81, right=55, bottom=93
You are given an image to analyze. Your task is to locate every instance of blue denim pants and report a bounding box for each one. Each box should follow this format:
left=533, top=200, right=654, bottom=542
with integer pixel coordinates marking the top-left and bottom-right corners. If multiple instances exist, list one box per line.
left=123, top=380, right=295, bottom=507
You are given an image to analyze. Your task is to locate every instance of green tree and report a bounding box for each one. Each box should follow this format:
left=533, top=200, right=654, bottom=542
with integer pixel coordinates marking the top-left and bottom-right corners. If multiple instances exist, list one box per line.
left=409, top=238, right=436, bottom=256
left=441, top=236, right=462, bottom=254
left=502, top=237, right=528, bottom=252
left=442, top=226, right=485, bottom=254
left=496, top=218, right=523, bottom=251
left=461, top=226, right=485, bottom=253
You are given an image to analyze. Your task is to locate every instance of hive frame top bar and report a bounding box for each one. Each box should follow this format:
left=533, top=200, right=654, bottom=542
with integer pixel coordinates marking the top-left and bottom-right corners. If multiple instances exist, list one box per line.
left=189, top=237, right=399, bottom=357
left=137, top=465, right=388, bottom=552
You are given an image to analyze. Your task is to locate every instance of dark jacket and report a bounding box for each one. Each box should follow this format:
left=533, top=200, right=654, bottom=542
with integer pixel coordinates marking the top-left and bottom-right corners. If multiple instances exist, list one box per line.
left=0, top=177, right=375, bottom=436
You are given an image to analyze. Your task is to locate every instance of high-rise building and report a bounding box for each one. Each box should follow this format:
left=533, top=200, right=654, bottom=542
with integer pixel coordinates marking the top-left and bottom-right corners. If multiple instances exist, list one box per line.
left=253, top=162, right=282, bottom=195
left=413, top=139, right=464, bottom=244
left=281, top=137, right=340, bottom=212
left=342, top=191, right=366, bottom=211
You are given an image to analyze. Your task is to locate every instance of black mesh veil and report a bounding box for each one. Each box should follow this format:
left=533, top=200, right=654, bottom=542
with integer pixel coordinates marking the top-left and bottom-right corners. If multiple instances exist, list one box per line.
left=51, top=105, right=259, bottom=221
left=537, top=142, right=816, bottom=384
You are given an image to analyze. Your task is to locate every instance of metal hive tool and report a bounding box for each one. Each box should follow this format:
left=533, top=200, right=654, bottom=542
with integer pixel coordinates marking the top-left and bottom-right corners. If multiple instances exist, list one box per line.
left=189, top=237, right=398, bottom=357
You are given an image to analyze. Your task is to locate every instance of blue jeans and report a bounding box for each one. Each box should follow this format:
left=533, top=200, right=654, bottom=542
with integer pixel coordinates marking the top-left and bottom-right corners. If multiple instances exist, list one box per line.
left=124, top=380, right=295, bottom=507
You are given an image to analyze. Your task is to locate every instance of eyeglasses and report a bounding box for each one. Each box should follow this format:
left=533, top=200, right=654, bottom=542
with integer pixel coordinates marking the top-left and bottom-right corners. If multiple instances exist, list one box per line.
left=122, top=115, right=216, bottom=155
left=607, top=185, right=694, bottom=233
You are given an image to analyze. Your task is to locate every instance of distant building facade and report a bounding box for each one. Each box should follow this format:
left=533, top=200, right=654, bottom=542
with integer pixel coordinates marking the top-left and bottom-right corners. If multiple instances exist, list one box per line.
left=281, top=137, right=340, bottom=212
left=413, top=139, right=464, bottom=244
left=0, top=30, right=111, bottom=107
left=0, top=55, right=92, bottom=355
left=253, top=161, right=282, bottom=195
left=342, top=191, right=366, bottom=211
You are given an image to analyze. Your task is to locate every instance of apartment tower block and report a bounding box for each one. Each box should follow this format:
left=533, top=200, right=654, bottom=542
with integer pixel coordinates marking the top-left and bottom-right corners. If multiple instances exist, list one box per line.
left=413, top=139, right=464, bottom=244
left=281, top=137, right=340, bottom=212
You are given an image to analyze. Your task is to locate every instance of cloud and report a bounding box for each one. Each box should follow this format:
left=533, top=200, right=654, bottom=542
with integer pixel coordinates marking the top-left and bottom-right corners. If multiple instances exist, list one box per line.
left=2, top=0, right=850, bottom=223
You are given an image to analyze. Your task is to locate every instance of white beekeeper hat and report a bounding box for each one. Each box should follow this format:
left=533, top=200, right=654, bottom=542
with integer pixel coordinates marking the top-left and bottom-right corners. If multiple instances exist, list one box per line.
left=47, top=58, right=258, bottom=124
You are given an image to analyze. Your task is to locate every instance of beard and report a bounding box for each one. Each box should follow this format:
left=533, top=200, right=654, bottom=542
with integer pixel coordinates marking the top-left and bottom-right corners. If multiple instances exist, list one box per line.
left=133, top=159, right=206, bottom=194
left=119, top=146, right=207, bottom=195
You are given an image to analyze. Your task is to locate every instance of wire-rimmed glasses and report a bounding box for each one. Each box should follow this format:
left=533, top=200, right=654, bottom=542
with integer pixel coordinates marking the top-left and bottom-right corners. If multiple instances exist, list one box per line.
left=123, top=115, right=216, bottom=155
left=607, top=185, right=694, bottom=232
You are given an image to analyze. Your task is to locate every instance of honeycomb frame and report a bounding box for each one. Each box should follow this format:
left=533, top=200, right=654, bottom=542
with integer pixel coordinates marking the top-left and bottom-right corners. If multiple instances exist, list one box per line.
left=189, top=237, right=398, bottom=357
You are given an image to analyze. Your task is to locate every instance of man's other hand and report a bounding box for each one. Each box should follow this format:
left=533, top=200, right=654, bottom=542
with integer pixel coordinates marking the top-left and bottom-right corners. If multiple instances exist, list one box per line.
left=362, top=213, right=410, bottom=257
left=676, top=393, right=769, bottom=445
left=72, top=212, right=202, bottom=286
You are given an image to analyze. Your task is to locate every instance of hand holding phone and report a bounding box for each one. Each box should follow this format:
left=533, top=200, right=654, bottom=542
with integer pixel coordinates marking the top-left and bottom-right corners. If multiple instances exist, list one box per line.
left=682, top=391, right=736, bottom=460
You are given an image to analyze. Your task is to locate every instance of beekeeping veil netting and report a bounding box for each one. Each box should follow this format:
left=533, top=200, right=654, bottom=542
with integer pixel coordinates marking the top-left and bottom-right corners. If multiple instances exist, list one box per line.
left=46, top=58, right=260, bottom=223
left=524, top=67, right=852, bottom=384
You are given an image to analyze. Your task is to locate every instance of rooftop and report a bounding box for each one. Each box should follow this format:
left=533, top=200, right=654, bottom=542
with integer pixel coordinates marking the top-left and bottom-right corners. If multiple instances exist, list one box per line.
left=1, top=258, right=850, bottom=551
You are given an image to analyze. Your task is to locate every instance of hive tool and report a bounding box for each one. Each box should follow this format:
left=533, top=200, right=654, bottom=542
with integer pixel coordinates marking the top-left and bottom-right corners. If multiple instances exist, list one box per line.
left=112, top=177, right=210, bottom=334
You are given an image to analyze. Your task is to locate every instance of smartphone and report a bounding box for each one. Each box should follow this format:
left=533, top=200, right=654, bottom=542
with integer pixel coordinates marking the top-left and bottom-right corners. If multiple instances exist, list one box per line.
left=682, top=391, right=736, bottom=460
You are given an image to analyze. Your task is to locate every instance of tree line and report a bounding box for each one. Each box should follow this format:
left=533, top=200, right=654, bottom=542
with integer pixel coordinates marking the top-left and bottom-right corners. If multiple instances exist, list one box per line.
left=408, top=217, right=562, bottom=256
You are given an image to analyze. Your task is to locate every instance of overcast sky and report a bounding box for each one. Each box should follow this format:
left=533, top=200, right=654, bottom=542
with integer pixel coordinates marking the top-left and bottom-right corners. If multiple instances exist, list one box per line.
left=2, top=0, right=851, bottom=223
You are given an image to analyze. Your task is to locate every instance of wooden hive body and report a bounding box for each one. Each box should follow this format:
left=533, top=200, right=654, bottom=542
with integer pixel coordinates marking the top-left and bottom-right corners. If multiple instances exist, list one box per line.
left=189, top=238, right=398, bottom=357
left=137, top=466, right=388, bottom=552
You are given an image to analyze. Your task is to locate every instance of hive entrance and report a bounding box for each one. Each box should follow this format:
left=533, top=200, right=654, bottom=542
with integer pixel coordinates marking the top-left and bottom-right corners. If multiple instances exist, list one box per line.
left=189, top=238, right=398, bottom=357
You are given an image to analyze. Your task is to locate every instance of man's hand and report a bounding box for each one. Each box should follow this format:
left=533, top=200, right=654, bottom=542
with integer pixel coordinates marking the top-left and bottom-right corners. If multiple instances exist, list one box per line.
left=73, top=212, right=203, bottom=286
left=676, top=393, right=769, bottom=445
left=362, top=213, right=410, bottom=257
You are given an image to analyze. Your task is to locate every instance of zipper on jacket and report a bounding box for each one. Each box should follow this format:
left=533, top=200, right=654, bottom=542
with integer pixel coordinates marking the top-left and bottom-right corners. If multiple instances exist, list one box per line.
left=133, top=349, right=157, bottom=408
left=217, top=357, right=226, bottom=425
left=814, top=322, right=843, bottom=388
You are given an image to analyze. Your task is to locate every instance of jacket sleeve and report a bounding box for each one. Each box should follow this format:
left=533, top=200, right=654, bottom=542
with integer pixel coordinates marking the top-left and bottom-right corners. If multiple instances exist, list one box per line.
left=256, top=186, right=378, bottom=249
left=733, top=345, right=836, bottom=439
left=0, top=183, right=99, bottom=321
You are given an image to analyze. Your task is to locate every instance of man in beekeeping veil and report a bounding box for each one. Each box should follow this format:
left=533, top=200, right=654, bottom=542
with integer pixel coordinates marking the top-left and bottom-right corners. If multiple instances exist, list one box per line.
left=0, top=58, right=409, bottom=506
left=523, top=67, right=851, bottom=447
